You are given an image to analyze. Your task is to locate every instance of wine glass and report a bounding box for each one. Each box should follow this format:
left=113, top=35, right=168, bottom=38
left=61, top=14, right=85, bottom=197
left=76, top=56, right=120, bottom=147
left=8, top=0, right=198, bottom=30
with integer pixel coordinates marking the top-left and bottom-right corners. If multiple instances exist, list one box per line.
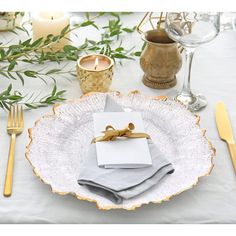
left=165, top=12, right=220, bottom=111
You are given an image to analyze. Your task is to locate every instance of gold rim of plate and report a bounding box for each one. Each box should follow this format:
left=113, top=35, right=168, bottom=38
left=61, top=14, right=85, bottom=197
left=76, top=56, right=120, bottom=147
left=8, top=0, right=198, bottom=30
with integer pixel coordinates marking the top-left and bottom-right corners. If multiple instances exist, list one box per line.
left=25, top=90, right=216, bottom=211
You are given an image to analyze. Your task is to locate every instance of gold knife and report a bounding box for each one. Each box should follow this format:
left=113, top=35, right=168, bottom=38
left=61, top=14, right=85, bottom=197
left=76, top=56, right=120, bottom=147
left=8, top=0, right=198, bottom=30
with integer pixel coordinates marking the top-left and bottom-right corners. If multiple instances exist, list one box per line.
left=216, top=102, right=236, bottom=172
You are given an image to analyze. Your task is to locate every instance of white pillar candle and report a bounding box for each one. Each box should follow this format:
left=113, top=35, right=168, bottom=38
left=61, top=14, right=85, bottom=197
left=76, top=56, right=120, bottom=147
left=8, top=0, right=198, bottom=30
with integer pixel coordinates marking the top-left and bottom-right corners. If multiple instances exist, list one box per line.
left=32, top=12, right=70, bottom=51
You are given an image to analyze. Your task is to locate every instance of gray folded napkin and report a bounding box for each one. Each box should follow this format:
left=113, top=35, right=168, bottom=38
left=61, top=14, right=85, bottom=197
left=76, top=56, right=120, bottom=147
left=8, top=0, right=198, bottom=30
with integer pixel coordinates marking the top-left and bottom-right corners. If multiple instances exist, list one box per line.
left=78, top=95, right=174, bottom=204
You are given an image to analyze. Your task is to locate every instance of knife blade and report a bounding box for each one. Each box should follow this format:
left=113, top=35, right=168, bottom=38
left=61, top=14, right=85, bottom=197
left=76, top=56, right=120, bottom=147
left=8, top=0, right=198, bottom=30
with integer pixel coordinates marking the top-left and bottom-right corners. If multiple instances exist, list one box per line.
left=216, top=102, right=236, bottom=172
left=216, top=102, right=234, bottom=142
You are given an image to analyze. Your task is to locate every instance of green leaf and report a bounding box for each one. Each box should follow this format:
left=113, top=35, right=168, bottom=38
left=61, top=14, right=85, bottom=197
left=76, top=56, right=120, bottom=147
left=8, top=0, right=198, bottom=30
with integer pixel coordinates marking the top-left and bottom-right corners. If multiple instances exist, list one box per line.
left=142, top=42, right=147, bottom=50
left=22, top=59, right=33, bottom=63
left=63, top=45, right=78, bottom=52
left=7, top=84, right=12, bottom=92
left=66, top=55, right=78, bottom=61
left=122, top=27, right=134, bottom=33
left=87, top=40, right=97, bottom=45
left=25, top=103, right=38, bottom=109
left=110, top=30, right=121, bottom=37
left=16, top=72, right=25, bottom=85
left=112, top=53, right=129, bottom=59
left=115, top=47, right=124, bottom=52
left=21, top=38, right=31, bottom=47
left=24, top=70, right=37, bottom=78
left=8, top=60, right=17, bottom=71
left=78, top=42, right=88, bottom=50
left=92, top=23, right=99, bottom=30
left=98, top=39, right=113, bottom=45
left=61, top=24, right=70, bottom=35
left=0, top=71, right=10, bottom=78
left=7, top=72, right=17, bottom=80
left=31, top=38, right=43, bottom=47
left=134, top=51, right=141, bottom=57
left=15, top=26, right=27, bottom=32
left=52, top=36, right=61, bottom=42
left=0, top=84, right=11, bottom=97
left=56, top=90, right=66, bottom=96
left=46, top=69, right=61, bottom=75
left=88, top=46, right=101, bottom=51
left=45, top=34, right=54, bottom=41
left=81, top=20, right=94, bottom=27
left=52, top=85, right=57, bottom=96
left=2, top=101, right=10, bottom=110
left=0, top=49, right=6, bottom=60
left=7, top=95, right=22, bottom=100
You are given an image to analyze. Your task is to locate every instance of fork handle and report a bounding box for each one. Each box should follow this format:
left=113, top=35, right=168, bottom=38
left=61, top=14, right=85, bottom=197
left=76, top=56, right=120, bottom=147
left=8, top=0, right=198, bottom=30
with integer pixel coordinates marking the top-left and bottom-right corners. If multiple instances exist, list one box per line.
left=4, top=133, right=16, bottom=197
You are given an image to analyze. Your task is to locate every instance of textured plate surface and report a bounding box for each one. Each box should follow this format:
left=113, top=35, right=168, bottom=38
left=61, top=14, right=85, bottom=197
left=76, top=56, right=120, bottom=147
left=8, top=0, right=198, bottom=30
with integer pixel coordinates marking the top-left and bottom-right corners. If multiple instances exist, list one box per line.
left=26, top=92, right=215, bottom=210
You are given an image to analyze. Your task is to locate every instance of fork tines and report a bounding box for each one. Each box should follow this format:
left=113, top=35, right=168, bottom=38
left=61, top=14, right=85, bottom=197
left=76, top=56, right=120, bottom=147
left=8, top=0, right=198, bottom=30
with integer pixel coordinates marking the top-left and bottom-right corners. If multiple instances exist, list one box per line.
left=7, top=105, right=24, bottom=131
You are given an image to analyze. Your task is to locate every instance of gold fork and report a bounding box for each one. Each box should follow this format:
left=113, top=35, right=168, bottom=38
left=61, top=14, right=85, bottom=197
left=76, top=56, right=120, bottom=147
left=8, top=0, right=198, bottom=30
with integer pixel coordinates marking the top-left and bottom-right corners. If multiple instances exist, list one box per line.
left=3, top=105, right=24, bottom=197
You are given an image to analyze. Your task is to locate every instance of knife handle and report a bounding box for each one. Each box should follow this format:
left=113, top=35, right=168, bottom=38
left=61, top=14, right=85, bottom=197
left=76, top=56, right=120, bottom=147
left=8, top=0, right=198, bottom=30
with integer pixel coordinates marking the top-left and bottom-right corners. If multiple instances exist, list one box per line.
left=228, top=143, right=236, bottom=172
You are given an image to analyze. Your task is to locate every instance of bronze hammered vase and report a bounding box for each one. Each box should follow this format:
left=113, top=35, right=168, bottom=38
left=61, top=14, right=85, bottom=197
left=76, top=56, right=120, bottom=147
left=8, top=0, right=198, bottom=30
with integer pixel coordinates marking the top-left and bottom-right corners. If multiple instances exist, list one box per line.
left=140, top=29, right=182, bottom=89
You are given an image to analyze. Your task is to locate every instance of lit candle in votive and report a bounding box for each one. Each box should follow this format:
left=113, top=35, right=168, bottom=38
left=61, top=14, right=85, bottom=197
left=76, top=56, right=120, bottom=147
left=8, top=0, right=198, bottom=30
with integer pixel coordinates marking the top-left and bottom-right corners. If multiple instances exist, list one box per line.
left=32, top=12, right=70, bottom=51
left=77, top=54, right=114, bottom=94
left=79, top=56, right=111, bottom=71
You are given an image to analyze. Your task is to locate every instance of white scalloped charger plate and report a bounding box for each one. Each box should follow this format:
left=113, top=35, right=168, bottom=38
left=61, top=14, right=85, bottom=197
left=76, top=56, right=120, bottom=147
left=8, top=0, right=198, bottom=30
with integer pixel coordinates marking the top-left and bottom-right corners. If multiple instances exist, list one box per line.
left=26, top=91, right=215, bottom=210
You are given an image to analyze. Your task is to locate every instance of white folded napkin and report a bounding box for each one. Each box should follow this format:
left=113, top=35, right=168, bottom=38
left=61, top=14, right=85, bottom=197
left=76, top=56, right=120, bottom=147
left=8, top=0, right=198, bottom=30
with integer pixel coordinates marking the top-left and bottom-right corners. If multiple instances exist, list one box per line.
left=93, top=111, right=152, bottom=168
left=77, top=95, right=174, bottom=204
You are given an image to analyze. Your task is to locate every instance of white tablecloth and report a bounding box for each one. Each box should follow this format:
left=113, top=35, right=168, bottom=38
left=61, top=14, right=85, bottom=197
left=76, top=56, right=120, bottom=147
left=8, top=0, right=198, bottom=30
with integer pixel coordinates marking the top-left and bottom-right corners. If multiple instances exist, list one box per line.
left=1, top=13, right=236, bottom=223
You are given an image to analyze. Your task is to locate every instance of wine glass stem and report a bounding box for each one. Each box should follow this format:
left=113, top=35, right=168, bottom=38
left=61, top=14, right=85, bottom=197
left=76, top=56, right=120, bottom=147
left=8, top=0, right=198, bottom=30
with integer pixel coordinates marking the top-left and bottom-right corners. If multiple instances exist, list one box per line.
left=181, top=48, right=195, bottom=97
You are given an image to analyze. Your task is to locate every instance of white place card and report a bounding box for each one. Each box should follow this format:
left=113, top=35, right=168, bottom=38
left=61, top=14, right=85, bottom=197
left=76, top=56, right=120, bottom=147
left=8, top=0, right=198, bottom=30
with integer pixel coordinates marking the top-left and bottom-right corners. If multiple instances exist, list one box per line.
left=93, top=112, right=152, bottom=168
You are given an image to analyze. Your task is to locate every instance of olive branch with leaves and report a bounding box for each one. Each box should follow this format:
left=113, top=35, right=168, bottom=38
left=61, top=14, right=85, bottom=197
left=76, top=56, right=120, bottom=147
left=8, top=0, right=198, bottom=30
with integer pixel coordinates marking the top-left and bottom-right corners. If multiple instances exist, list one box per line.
left=0, top=12, right=141, bottom=111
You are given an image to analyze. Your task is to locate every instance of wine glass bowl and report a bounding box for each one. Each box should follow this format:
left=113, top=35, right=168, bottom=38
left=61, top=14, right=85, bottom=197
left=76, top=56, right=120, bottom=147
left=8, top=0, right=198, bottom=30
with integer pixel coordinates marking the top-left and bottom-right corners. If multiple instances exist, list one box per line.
left=165, top=12, right=220, bottom=111
left=166, top=13, right=219, bottom=47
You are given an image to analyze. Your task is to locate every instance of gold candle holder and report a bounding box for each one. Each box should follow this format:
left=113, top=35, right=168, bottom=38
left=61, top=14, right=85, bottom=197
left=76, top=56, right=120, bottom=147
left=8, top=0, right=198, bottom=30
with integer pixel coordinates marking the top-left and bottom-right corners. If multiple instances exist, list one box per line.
left=77, top=54, right=114, bottom=94
left=0, top=12, right=24, bottom=32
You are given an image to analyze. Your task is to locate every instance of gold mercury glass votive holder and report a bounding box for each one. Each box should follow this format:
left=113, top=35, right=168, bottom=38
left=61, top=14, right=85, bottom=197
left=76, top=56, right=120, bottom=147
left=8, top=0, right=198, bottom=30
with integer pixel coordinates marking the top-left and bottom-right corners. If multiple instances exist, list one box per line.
left=0, top=12, right=23, bottom=31
left=77, top=54, right=114, bottom=94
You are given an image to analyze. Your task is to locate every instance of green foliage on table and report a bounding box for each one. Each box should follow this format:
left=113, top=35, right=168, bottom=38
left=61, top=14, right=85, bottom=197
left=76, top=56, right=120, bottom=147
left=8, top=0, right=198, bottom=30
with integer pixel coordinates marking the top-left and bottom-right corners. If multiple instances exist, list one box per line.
left=0, top=12, right=141, bottom=111
left=0, top=84, right=66, bottom=110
